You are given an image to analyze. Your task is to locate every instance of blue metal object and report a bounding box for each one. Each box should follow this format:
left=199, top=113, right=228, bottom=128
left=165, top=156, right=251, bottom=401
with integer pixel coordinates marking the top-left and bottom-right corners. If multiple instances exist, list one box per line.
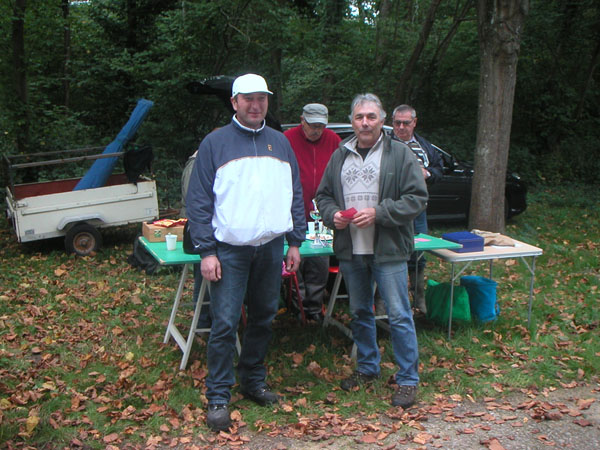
left=73, top=99, right=154, bottom=190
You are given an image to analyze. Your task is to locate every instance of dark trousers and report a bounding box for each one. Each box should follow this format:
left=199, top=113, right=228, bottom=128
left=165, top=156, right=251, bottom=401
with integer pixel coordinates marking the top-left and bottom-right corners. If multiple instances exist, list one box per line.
left=294, top=256, right=330, bottom=316
left=408, top=210, right=428, bottom=272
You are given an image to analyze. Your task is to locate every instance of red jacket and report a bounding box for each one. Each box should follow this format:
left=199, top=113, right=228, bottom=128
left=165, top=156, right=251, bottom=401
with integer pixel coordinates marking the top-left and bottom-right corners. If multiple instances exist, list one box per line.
left=284, top=125, right=341, bottom=221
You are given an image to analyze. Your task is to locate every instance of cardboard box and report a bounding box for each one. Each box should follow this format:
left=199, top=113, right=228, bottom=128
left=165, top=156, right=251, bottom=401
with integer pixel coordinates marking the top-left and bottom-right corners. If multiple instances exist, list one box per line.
left=442, top=231, right=484, bottom=253
left=142, top=222, right=184, bottom=242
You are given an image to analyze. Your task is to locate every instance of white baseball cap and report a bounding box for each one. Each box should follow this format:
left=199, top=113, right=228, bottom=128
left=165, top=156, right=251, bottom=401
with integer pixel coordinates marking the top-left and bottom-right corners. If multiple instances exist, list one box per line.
left=231, top=73, right=273, bottom=97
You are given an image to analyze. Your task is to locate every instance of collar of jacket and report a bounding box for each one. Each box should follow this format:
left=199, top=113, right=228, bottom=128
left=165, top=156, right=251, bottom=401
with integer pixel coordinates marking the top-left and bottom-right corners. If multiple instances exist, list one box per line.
left=342, top=132, right=386, bottom=154
left=232, top=115, right=266, bottom=135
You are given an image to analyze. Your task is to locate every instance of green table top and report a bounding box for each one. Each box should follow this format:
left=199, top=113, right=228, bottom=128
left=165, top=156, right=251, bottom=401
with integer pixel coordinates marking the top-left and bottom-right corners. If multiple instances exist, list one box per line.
left=413, top=233, right=462, bottom=251
left=138, top=232, right=461, bottom=266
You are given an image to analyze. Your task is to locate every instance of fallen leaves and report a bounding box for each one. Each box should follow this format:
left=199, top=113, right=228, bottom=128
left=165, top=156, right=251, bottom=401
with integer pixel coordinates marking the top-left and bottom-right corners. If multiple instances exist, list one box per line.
left=576, top=398, right=595, bottom=410
left=483, top=437, right=507, bottom=450
left=412, top=431, right=434, bottom=444
left=18, top=409, right=40, bottom=438
left=2, top=227, right=600, bottom=449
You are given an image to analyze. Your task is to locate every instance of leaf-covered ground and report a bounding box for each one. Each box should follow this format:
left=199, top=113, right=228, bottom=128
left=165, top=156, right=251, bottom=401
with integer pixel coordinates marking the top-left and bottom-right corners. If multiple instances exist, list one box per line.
left=1, top=184, right=599, bottom=449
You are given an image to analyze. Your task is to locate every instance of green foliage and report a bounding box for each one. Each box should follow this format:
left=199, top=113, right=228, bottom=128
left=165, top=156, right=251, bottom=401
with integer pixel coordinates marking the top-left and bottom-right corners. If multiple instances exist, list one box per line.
left=0, top=0, right=598, bottom=191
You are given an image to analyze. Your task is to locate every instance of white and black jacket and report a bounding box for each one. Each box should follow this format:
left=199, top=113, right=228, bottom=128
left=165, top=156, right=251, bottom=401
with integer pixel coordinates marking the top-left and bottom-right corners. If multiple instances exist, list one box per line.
left=186, top=117, right=306, bottom=257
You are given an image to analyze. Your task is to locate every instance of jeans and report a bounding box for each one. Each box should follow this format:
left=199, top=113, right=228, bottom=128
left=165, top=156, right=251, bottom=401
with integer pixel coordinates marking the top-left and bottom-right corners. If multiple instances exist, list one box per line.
left=408, top=210, right=428, bottom=271
left=205, top=236, right=284, bottom=404
left=340, top=255, right=419, bottom=386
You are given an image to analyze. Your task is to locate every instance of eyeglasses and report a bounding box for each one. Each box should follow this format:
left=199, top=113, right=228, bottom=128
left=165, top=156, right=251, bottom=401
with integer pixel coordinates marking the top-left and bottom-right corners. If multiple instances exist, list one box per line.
left=393, top=119, right=414, bottom=127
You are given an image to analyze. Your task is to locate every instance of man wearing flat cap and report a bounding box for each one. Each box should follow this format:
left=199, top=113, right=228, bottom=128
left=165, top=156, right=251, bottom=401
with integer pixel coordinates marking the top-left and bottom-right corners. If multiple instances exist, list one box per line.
left=285, top=104, right=341, bottom=322
left=186, top=73, right=306, bottom=432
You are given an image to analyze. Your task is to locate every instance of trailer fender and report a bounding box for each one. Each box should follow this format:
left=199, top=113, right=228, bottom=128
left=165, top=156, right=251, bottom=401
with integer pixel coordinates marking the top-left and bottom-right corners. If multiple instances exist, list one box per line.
left=57, top=214, right=106, bottom=231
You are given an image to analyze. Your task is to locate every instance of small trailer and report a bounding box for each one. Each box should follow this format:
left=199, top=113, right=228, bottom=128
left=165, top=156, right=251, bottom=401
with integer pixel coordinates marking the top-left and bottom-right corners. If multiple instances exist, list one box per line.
left=4, top=147, right=159, bottom=256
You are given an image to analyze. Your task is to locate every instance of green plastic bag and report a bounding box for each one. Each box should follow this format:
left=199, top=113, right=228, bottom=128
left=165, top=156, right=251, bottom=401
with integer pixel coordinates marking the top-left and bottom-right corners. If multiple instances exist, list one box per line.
left=425, top=279, right=472, bottom=326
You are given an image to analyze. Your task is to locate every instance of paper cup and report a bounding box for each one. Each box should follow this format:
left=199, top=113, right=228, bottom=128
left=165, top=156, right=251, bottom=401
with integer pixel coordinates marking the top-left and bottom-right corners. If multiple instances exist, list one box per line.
left=165, top=233, right=177, bottom=251
left=307, top=221, right=315, bottom=234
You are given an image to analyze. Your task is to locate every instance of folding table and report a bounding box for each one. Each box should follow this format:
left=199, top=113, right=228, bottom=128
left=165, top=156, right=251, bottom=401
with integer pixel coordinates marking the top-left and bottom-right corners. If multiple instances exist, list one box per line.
left=428, top=238, right=543, bottom=339
left=139, top=236, right=333, bottom=370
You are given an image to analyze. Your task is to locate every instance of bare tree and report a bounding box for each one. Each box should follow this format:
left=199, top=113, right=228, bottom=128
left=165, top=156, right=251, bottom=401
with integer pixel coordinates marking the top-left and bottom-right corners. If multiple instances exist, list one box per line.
left=62, top=0, right=71, bottom=109
left=418, top=0, right=475, bottom=94
left=374, top=0, right=394, bottom=70
left=12, top=0, right=29, bottom=154
left=574, top=35, right=600, bottom=121
left=469, top=0, right=528, bottom=232
left=392, top=0, right=443, bottom=105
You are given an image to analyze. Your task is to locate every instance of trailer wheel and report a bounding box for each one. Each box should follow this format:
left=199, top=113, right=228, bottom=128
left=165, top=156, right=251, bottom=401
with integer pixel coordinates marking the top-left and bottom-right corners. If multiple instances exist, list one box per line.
left=65, top=223, right=102, bottom=256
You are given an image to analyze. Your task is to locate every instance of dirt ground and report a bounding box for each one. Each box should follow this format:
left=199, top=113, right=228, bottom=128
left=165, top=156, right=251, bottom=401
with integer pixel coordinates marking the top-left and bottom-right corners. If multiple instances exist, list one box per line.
left=197, top=383, right=600, bottom=450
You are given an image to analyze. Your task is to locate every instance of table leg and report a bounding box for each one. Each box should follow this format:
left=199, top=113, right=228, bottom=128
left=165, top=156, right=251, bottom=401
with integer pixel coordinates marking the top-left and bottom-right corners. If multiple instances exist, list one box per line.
left=323, top=271, right=343, bottom=328
left=164, top=263, right=190, bottom=344
left=448, top=263, right=455, bottom=340
left=178, top=280, right=208, bottom=370
left=445, top=260, right=473, bottom=339
left=414, top=251, right=422, bottom=309
left=322, top=270, right=354, bottom=340
left=520, top=255, right=537, bottom=326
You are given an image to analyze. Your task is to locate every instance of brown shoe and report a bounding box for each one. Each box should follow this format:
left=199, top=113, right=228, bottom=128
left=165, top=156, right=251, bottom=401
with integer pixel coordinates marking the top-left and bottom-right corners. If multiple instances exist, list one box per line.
left=391, top=385, right=417, bottom=408
left=340, top=370, right=380, bottom=391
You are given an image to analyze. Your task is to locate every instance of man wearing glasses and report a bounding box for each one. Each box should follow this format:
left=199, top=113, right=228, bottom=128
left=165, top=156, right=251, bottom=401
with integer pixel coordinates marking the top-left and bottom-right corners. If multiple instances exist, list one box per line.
left=285, top=104, right=341, bottom=322
left=390, top=105, right=443, bottom=314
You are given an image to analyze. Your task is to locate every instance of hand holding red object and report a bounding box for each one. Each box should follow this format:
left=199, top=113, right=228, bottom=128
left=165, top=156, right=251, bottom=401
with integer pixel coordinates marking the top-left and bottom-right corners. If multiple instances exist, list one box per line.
left=340, top=207, right=357, bottom=219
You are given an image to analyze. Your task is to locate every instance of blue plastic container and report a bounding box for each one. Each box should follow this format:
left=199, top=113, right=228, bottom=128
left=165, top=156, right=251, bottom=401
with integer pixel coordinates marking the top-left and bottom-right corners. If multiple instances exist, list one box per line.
left=442, top=231, right=484, bottom=253
left=460, top=275, right=499, bottom=322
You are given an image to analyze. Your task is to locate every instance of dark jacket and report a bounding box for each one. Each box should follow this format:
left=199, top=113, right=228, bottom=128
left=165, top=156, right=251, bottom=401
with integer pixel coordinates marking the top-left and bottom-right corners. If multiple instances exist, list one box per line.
left=316, top=133, right=428, bottom=263
left=391, top=131, right=443, bottom=185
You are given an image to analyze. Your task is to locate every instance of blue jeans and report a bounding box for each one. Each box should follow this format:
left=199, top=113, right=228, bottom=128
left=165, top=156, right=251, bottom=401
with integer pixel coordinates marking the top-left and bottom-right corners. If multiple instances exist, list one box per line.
left=205, top=236, right=284, bottom=404
left=408, top=210, right=427, bottom=271
left=340, top=256, right=419, bottom=386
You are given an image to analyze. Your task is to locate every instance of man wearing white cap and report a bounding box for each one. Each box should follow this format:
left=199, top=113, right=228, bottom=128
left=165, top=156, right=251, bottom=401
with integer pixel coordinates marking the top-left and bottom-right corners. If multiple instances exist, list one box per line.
left=284, top=104, right=341, bottom=322
left=186, top=73, right=306, bottom=431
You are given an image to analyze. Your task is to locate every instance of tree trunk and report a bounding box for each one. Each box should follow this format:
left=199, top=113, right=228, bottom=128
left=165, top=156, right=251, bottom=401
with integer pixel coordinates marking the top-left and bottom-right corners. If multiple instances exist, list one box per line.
left=374, top=0, right=393, bottom=69
left=393, top=0, right=443, bottom=105
left=322, top=0, right=345, bottom=104
left=574, top=36, right=600, bottom=121
left=12, top=0, right=29, bottom=154
left=270, top=47, right=283, bottom=120
left=62, top=0, right=71, bottom=109
left=469, top=0, right=528, bottom=233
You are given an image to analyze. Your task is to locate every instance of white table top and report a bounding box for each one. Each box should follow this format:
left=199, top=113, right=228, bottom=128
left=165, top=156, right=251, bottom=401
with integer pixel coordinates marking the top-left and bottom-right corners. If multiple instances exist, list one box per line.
left=428, top=238, right=543, bottom=262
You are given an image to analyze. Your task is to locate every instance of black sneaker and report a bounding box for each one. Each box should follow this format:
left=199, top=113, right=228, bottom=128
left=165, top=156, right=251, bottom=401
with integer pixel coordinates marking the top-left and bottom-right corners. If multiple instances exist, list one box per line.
left=340, top=370, right=380, bottom=391
left=206, top=404, right=231, bottom=431
left=391, top=385, right=418, bottom=408
left=241, top=386, right=281, bottom=406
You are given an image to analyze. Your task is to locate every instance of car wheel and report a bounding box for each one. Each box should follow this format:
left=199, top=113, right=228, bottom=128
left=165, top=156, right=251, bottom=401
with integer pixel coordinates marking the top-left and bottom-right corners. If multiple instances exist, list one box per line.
left=65, top=223, right=102, bottom=256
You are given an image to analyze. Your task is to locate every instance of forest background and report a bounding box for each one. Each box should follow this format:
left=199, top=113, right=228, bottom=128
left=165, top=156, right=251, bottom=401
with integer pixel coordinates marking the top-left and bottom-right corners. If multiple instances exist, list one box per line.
left=0, top=0, right=599, bottom=210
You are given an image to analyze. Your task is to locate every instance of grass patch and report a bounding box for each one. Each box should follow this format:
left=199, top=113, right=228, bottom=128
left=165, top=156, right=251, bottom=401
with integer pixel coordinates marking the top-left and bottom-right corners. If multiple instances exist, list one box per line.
left=0, top=183, right=599, bottom=447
